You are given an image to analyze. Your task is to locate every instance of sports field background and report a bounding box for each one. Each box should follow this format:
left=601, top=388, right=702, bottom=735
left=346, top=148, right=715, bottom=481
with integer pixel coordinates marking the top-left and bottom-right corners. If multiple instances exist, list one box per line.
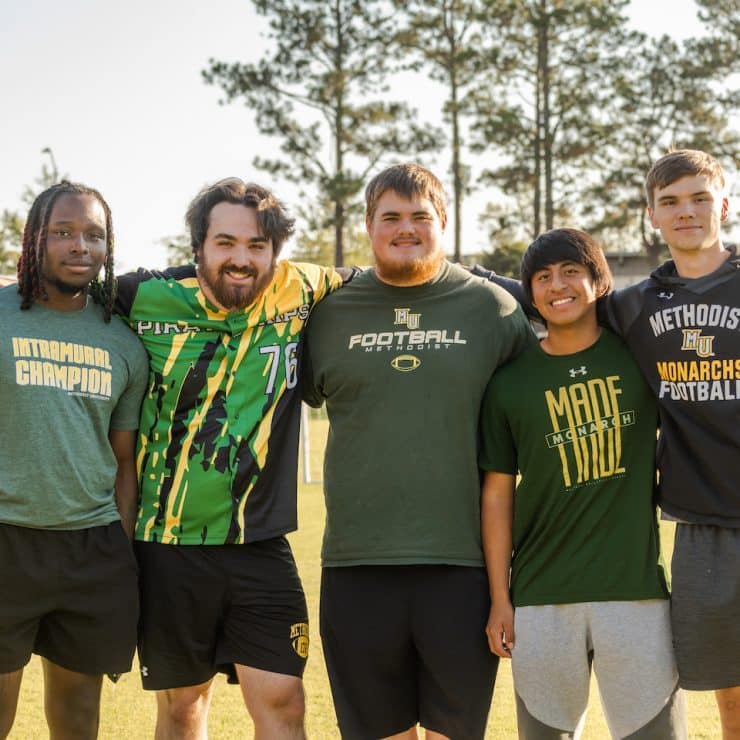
left=10, top=416, right=720, bottom=738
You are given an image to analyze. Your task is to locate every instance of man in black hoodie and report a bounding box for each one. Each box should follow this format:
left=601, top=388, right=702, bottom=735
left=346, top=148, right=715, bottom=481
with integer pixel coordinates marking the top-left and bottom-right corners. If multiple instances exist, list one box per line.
left=604, top=149, right=739, bottom=739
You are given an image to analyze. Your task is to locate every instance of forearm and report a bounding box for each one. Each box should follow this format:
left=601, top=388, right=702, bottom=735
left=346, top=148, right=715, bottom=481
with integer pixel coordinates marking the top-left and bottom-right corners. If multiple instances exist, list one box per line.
left=481, top=472, right=515, bottom=603
left=109, top=430, right=139, bottom=542
left=114, top=465, right=138, bottom=541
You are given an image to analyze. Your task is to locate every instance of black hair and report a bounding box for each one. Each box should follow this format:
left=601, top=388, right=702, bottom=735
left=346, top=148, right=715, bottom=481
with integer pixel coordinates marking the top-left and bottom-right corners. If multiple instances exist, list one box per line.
left=17, top=180, right=115, bottom=321
left=520, top=228, right=613, bottom=307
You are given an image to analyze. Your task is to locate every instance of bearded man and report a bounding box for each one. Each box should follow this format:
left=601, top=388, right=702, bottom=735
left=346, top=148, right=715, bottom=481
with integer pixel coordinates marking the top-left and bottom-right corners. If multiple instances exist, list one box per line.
left=302, top=163, right=533, bottom=740
left=116, top=179, right=348, bottom=739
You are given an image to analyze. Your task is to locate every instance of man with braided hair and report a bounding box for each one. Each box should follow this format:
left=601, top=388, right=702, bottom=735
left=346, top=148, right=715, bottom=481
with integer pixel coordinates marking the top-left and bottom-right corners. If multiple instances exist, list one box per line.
left=115, top=178, right=350, bottom=738
left=0, top=182, right=148, bottom=739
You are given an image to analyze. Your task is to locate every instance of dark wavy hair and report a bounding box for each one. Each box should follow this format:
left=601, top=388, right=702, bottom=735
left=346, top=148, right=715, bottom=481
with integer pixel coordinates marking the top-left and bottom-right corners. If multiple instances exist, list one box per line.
left=185, top=178, right=295, bottom=261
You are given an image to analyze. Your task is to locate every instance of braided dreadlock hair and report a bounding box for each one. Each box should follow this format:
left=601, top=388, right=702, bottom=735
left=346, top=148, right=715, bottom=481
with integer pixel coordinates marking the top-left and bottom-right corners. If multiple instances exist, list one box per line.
left=17, top=180, right=116, bottom=322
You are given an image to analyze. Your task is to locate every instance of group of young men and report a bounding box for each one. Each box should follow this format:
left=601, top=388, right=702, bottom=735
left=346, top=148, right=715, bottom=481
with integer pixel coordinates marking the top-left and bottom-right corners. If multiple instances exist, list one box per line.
left=0, top=149, right=737, bottom=740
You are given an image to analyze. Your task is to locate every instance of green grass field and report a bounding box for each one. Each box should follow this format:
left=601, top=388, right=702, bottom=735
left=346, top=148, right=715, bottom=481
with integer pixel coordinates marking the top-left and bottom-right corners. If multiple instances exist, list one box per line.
left=10, top=417, right=721, bottom=738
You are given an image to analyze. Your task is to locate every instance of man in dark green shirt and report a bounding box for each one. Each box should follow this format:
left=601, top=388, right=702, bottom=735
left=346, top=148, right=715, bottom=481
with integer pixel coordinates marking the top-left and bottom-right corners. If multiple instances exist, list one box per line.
left=303, top=163, right=532, bottom=739
left=480, top=228, right=685, bottom=739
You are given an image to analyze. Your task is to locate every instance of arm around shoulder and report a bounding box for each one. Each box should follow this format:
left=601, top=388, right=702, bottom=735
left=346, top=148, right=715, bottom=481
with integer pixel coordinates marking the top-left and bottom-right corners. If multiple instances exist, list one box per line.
left=598, top=283, right=648, bottom=337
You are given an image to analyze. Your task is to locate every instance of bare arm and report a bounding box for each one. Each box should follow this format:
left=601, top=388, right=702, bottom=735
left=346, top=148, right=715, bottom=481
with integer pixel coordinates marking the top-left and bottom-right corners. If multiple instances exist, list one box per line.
left=481, top=470, right=516, bottom=658
left=109, top=429, right=139, bottom=542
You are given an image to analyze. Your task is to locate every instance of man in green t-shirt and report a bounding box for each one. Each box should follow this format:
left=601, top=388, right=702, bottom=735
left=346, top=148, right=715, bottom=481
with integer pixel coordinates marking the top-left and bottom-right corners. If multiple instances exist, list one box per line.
left=480, top=228, right=686, bottom=738
left=303, top=163, right=532, bottom=739
left=0, top=182, right=148, bottom=739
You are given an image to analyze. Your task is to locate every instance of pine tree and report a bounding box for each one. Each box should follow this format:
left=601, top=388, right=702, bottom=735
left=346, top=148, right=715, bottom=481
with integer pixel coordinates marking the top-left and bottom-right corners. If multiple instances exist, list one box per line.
left=203, top=0, right=440, bottom=266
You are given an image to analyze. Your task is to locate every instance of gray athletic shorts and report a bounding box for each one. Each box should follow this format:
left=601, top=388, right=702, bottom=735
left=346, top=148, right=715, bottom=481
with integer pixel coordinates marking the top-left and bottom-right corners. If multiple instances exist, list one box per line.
left=671, top=523, right=740, bottom=690
left=512, top=601, right=681, bottom=738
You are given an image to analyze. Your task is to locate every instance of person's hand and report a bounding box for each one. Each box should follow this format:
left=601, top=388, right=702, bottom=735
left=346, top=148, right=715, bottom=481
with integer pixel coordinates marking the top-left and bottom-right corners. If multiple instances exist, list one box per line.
left=486, top=599, right=515, bottom=658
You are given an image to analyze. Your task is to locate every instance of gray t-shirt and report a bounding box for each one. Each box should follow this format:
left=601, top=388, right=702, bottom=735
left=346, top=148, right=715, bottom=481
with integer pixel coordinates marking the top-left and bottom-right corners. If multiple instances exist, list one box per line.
left=0, top=286, right=149, bottom=529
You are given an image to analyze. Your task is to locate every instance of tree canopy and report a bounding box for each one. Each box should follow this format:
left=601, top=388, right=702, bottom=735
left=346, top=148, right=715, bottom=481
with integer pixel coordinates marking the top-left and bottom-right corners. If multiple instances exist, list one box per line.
left=204, top=0, right=440, bottom=266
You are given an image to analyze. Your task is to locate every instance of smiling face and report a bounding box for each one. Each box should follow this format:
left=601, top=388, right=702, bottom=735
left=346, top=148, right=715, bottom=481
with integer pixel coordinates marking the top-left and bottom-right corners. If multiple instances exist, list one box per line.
left=196, top=201, right=275, bottom=312
left=530, top=260, right=599, bottom=330
left=649, top=174, right=728, bottom=257
left=366, top=189, right=446, bottom=286
left=40, top=193, right=107, bottom=310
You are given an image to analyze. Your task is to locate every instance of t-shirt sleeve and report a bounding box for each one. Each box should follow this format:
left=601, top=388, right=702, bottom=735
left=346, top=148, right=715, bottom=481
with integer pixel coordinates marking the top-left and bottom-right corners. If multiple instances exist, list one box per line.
left=293, top=263, right=354, bottom=305
left=114, top=271, right=140, bottom=319
left=110, top=328, right=149, bottom=431
left=516, top=306, right=537, bottom=355
left=300, top=313, right=324, bottom=409
left=479, top=374, right=518, bottom=474
left=599, top=287, right=646, bottom=337
left=499, top=295, right=537, bottom=363
left=597, top=293, right=619, bottom=333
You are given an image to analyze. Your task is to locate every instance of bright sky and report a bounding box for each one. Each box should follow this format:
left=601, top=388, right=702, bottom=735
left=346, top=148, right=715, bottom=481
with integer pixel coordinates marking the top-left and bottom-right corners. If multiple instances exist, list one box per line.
left=0, top=1, right=718, bottom=271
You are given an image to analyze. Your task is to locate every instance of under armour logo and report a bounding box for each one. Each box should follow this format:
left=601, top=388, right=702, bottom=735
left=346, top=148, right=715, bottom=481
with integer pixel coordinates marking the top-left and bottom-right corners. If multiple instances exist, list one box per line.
left=569, top=366, right=587, bottom=377
left=140, top=665, right=149, bottom=677
left=657, top=292, right=674, bottom=300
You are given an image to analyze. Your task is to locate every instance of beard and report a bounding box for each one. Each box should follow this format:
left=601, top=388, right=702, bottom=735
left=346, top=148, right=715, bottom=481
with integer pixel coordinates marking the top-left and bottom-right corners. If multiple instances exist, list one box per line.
left=42, top=264, right=96, bottom=297
left=373, top=246, right=445, bottom=286
left=44, top=276, right=88, bottom=295
left=198, top=254, right=275, bottom=311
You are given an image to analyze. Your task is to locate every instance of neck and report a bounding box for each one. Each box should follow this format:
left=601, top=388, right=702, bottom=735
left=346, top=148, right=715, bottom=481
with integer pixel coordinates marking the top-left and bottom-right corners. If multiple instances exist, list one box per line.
left=41, top=283, right=89, bottom=312
left=671, top=241, right=728, bottom=279
left=374, top=271, right=429, bottom=287
left=540, top=321, right=601, bottom=356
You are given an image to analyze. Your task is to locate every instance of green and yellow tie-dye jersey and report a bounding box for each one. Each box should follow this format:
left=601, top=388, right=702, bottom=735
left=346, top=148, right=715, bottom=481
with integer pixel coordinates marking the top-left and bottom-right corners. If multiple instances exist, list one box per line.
left=115, top=261, right=343, bottom=545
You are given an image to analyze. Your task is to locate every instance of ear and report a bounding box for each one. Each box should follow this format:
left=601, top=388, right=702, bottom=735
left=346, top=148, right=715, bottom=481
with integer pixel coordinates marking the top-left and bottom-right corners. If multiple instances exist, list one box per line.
left=648, top=207, right=658, bottom=229
left=720, top=196, right=729, bottom=222
left=440, top=212, right=448, bottom=231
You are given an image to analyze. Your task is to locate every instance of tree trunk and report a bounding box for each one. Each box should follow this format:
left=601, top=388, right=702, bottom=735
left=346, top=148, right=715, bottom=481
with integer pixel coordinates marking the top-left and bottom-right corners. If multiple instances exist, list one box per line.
left=333, top=0, right=345, bottom=267
left=334, top=200, right=345, bottom=267
left=451, top=72, right=462, bottom=262
left=641, top=208, right=663, bottom=267
left=442, top=0, right=462, bottom=262
left=533, top=18, right=543, bottom=238
left=541, top=9, right=553, bottom=230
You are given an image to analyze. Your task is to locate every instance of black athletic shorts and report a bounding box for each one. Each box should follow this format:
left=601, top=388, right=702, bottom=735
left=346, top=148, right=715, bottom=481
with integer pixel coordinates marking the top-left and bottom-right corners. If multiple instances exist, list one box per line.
left=0, top=521, right=138, bottom=675
left=320, top=564, right=499, bottom=740
left=135, top=536, right=308, bottom=690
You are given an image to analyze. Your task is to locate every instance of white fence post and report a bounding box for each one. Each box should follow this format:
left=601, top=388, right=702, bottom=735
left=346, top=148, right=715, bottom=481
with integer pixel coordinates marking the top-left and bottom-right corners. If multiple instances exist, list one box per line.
left=301, top=402, right=312, bottom=484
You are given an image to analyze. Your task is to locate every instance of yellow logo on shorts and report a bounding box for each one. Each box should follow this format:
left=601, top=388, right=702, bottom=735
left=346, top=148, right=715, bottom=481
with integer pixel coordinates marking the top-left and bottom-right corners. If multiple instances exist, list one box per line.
left=290, top=622, right=309, bottom=659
